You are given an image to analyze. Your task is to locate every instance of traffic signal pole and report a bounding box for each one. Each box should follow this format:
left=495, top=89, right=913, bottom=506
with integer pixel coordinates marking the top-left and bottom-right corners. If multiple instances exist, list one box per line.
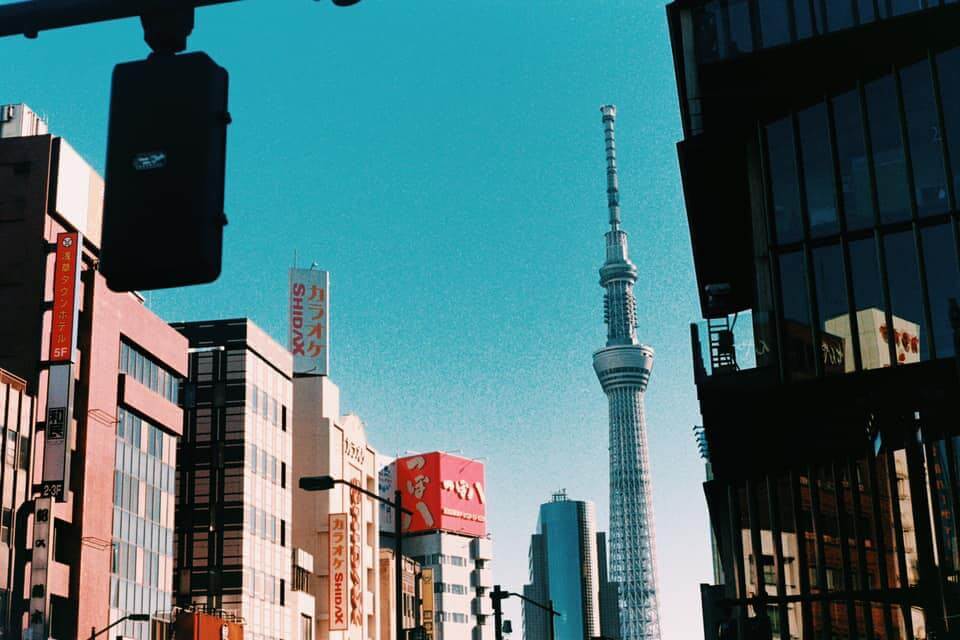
left=0, top=0, right=242, bottom=39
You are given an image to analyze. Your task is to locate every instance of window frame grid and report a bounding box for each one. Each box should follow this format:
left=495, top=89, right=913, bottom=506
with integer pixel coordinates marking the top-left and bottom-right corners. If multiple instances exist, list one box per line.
left=763, top=53, right=960, bottom=378
left=764, top=474, right=792, bottom=639
left=830, top=461, right=860, bottom=637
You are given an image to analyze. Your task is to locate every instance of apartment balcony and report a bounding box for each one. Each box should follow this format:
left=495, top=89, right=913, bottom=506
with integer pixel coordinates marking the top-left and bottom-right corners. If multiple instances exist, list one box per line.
left=470, top=537, right=492, bottom=561
left=471, top=568, right=492, bottom=589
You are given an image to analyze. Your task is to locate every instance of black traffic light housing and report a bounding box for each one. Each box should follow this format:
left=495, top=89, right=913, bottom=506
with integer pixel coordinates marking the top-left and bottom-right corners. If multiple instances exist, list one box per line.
left=100, top=48, right=229, bottom=292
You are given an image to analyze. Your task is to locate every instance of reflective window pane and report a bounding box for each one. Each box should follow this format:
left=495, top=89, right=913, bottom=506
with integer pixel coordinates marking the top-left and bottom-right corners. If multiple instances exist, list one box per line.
left=921, top=223, right=960, bottom=359
left=725, top=0, right=755, bottom=56
left=780, top=251, right=816, bottom=378
left=900, top=60, right=948, bottom=217
left=884, top=231, right=928, bottom=363
left=936, top=47, right=960, bottom=203
left=813, top=244, right=850, bottom=374
left=768, top=116, right=804, bottom=244
left=758, top=0, right=791, bottom=47
left=849, top=238, right=886, bottom=369
left=794, top=0, right=815, bottom=39
left=866, top=75, right=911, bottom=224
left=892, top=0, right=923, bottom=16
left=857, top=0, right=876, bottom=24
left=833, top=89, right=873, bottom=231
left=811, top=0, right=827, bottom=35
left=826, top=0, right=855, bottom=32
left=799, top=103, right=839, bottom=237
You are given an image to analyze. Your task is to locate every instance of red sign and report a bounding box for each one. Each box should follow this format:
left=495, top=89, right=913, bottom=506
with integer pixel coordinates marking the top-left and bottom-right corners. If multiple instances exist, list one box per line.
left=396, top=452, right=486, bottom=537
left=49, top=233, right=81, bottom=363
left=329, top=513, right=348, bottom=631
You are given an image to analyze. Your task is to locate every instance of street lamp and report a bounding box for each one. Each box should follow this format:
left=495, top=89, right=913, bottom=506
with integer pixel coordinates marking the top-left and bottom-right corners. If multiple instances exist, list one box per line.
left=300, top=475, right=413, bottom=640
left=490, top=585, right=559, bottom=640
left=89, top=612, right=151, bottom=639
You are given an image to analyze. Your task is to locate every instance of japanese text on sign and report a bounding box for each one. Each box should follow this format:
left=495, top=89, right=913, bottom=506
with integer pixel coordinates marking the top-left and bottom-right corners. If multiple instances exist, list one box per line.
left=329, top=513, right=349, bottom=631
left=49, top=233, right=81, bottom=363
left=289, top=268, right=329, bottom=376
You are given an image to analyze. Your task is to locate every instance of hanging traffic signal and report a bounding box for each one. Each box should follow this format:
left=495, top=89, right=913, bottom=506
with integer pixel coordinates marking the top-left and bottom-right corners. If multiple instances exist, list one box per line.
left=100, top=51, right=229, bottom=292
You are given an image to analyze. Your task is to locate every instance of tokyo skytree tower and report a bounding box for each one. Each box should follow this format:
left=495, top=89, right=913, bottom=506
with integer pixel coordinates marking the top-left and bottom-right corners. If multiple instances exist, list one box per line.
left=592, top=105, right=662, bottom=640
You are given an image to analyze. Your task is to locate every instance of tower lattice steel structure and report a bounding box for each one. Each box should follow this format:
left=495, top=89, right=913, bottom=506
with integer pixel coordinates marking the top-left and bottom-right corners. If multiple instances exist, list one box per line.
left=592, top=105, right=662, bottom=640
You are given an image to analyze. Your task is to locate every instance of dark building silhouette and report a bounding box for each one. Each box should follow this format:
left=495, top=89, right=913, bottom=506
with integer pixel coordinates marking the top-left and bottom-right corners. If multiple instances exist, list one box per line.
left=597, top=533, right=620, bottom=640
left=667, top=0, right=960, bottom=637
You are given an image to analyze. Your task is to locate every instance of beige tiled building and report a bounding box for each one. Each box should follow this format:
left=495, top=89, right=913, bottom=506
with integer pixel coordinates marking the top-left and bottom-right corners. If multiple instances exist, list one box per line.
left=292, top=375, right=380, bottom=640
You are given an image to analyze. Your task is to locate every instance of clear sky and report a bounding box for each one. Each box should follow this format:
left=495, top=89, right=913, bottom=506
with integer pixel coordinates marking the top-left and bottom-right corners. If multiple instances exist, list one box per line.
left=2, top=0, right=712, bottom=636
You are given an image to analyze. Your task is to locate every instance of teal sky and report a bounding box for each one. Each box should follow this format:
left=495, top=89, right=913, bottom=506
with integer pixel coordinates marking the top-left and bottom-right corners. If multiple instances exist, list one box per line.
left=2, top=1, right=711, bottom=635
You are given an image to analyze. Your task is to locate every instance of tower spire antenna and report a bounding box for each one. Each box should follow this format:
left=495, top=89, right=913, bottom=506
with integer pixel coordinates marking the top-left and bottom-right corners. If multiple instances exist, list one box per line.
left=592, top=105, right=663, bottom=640
left=601, top=105, right=621, bottom=231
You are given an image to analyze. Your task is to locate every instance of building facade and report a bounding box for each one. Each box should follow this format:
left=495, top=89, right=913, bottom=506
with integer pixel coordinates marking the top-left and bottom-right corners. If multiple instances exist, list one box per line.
left=0, top=105, right=188, bottom=640
left=523, top=492, right=599, bottom=640
left=596, top=532, right=620, bottom=640
left=291, top=375, right=380, bottom=640
left=172, top=319, right=293, bottom=640
left=402, top=532, right=493, bottom=640
left=379, top=548, right=421, bottom=640
left=522, top=491, right=620, bottom=640
left=291, top=548, right=316, bottom=640
left=383, top=452, right=494, bottom=640
left=0, top=370, right=33, bottom=636
left=667, top=0, right=960, bottom=636
left=591, top=105, right=662, bottom=640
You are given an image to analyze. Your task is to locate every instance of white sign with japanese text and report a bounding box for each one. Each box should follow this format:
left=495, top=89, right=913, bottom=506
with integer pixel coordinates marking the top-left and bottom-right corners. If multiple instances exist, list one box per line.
left=289, top=268, right=329, bottom=376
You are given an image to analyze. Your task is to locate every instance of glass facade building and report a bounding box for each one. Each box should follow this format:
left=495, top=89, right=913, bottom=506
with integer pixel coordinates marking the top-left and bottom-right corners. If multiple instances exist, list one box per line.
left=522, top=492, right=619, bottom=640
left=172, top=319, right=293, bottom=640
left=109, top=408, right=177, bottom=640
left=668, top=0, right=960, bottom=637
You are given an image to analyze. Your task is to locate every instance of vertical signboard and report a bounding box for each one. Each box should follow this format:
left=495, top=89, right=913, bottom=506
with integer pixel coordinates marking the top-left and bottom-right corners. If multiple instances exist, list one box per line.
left=28, top=497, right=54, bottom=638
left=420, top=568, right=435, bottom=640
left=42, top=232, right=81, bottom=502
left=289, top=268, right=329, bottom=376
left=49, top=232, right=81, bottom=363
left=329, top=513, right=349, bottom=631
left=348, top=487, right=363, bottom=628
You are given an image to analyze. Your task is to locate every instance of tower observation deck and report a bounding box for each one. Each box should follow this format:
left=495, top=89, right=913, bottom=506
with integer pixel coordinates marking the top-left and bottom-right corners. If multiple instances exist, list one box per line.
left=592, top=105, right=662, bottom=640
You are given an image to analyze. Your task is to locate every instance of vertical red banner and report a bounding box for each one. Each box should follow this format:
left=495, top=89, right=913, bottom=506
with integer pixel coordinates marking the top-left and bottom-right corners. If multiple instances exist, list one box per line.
left=48, top=232, right=81, bottom=363
left=329, top=513, right=349, bottom=631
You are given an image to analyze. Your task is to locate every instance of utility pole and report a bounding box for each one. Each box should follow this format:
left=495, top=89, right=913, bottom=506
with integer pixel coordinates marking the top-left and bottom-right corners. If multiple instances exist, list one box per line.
left=396, top=488, right=404, bottom=640
left=492, top=585, right=506, bottom=640
left=547, top=599, right=556, bottom=640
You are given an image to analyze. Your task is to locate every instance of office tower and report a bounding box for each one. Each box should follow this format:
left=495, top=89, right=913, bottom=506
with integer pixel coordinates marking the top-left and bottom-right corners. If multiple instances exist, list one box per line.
left=172, top=319, right=293, bottom=640
left=596, top=533, right=621, bottom=640
left=522, top=491, right=616, bottom=640
left=667, top=0, right=960, bottom=636
left=592, top=105, right=662, bottom=640
left=0, top=103, right=189, bottom=640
